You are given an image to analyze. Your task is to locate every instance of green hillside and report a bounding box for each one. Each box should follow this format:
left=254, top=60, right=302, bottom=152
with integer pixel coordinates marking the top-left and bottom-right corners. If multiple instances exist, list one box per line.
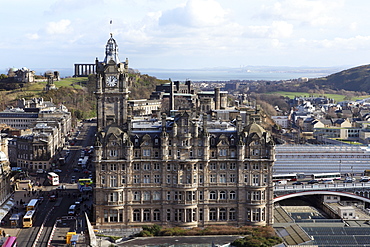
left=0, top=72, right=168, bottom=121
left=307, top=64, right=370, bottom=92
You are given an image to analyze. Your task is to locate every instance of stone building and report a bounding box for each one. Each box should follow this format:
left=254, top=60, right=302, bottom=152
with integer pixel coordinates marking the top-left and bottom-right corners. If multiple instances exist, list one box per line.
left=0, top=135, right=12, bottom=207
left=93, top=34, right=275, bottom=228
left=7, top=67, right=35, bottom=83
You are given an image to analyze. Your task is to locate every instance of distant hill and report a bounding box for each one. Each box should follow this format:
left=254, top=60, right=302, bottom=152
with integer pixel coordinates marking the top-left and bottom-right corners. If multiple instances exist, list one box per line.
left=307, top=64, right=370, bottom=92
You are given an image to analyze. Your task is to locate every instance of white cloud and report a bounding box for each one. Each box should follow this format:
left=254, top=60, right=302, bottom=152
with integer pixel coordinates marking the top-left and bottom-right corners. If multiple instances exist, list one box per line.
left=159, top=0, right=228, bottom=27
left=269, top=21, right=293, bottom=38
left=25, top=33, right=40, bottom=40
left=45, top=19, right=72, bottom=35
left=314, top=35, right=370, bottom=50
left=260, top=0, right=342, bottom=27
left=245, top=21, right=293, bottom=39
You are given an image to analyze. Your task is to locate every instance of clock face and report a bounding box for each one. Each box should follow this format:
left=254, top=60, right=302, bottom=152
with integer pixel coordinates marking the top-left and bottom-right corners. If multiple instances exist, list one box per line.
left=106, top=75, right=118, bottom=87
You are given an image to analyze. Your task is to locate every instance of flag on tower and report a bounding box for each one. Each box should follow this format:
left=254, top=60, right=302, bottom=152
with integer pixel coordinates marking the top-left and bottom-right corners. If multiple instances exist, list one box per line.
left=110, top=20, right=112, bottom=24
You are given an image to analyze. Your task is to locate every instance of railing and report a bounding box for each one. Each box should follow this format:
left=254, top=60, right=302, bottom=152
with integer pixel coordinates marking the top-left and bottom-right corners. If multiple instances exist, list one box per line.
left=274, top=182, right=370, bottom=192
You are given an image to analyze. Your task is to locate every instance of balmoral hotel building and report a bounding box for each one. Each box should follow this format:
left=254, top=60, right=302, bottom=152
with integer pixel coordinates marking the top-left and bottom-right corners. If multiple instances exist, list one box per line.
left=93, top=34, right=275, bottom=228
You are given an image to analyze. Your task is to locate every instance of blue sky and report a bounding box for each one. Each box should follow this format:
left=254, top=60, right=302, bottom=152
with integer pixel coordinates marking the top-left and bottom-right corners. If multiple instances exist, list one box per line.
left=1, top=0, right=370, bottom=73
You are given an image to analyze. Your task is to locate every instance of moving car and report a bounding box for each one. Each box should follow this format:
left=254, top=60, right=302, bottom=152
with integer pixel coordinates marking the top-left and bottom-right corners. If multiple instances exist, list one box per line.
left=322, top=179, right=334, bottom=184
left=307, top=179, right=319, bottom=184
left=292, top=181, right=304, bottom=185
left=343, top=178, right=353, bottom=183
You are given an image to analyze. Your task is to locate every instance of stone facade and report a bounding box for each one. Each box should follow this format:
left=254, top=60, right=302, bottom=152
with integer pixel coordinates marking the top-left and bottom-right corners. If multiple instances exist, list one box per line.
left=93, top=34, right=275, bottom=228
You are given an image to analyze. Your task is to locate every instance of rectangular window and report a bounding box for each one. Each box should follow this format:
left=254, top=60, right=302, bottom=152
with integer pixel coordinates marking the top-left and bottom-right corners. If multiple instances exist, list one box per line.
left=199, top=191, right=203, bottom=200
left=143, top=149, right=151, bottom=157
left=101, top=164, right=106, bottom=171
left=110, top=163, right=117, bottom=171
left=121, top=175, right=126, bottom=184
left=133, top=163, right=140, bottom=171
left=110, top=150, right=117, bottom=157
left=252, top=191, right=260, bottom=200
left=210, top=163, right=216, bottom=170
left=133, top=175, right=140, bottom=184
left=253, top=174, right=259, bottom=186
left=263, top=174, right=268, bottom=184
left=143, top=192, right=150, bottom=200
left=101, top=175, right=106, bottom=185
left=153, top=191, right=160, bottom=200
left=229, top=163, right=236, bottom=170
left=154, top=174, right=161, bottom=184
left=109, top=192, right=118, bottom=202
left=230, top=174, right=236, bottom=183
left=219, top=174, right=226, bottom=183
left=110, top=175, right=117, bottom=187
left=143, top=174, right=150, bottom=183
left=220, top=163, right=226, bottom=170
left=210, top=174, right=216, bottom=183
left=143, top=163, right=150, bottom=170
left=166, top=175, right=171, bottom=184
left=219, top=149, right=227, bottom=156
left=154, top=163, right=160, bottom=170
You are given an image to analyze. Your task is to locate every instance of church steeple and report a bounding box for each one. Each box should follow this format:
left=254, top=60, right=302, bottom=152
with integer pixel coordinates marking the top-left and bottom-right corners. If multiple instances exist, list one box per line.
left=103, top=33, right=120, bottom=64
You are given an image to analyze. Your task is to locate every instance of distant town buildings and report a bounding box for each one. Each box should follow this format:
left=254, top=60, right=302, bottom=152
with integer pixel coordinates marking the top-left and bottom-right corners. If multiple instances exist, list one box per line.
left=7, top=67, right=35, bottom=83
left=0, top=98, right=72, bottom=171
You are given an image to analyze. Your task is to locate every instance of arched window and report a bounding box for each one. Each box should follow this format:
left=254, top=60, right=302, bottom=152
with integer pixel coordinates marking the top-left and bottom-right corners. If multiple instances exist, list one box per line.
left=133, top=209, right=140, bottom=222
left=209, top=191, right=216, bottom=200
left=133, top=191, right=140, bottom=201
left=209, top=208, right=216, bottom=221
left=153, top=209, right=160, bottom=221
left=229, top=208, right=236, bottom=221
left=143, top=209, right=150, bottom=221
left=219, top=191, right=226, bottom=200
left=229, top=191, right=236, bottom=200
left=219, top=208, right=226, bottom=221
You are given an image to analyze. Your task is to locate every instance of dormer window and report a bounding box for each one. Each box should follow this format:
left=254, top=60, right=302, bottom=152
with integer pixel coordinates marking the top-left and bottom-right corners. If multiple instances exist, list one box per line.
left=230, top=138, right=235, bottom=145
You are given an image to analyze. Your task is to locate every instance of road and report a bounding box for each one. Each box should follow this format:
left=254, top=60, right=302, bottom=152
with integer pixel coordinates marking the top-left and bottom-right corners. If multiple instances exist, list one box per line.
left=13, top=120, right=97, bottom=246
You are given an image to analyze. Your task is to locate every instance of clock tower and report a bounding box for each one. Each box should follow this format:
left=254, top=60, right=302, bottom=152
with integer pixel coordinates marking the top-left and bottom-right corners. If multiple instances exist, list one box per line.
left=95, top=33, right=130, bottom=131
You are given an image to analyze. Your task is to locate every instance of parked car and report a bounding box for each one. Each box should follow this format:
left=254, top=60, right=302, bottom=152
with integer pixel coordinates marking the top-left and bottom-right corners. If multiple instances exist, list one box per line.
left=343, top=179, right=353, bottom=183
left=292, top=181, right=304, bottom=185
left=53, top=169, right=62, bottom=173
left=360, top=178, right=369, bottom=182
left=307, top=179, right=319, bottom=184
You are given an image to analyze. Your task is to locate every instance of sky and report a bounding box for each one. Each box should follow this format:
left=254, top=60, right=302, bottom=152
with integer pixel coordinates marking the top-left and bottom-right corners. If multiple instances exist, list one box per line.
left=2, top=0, right=370, bottom=74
